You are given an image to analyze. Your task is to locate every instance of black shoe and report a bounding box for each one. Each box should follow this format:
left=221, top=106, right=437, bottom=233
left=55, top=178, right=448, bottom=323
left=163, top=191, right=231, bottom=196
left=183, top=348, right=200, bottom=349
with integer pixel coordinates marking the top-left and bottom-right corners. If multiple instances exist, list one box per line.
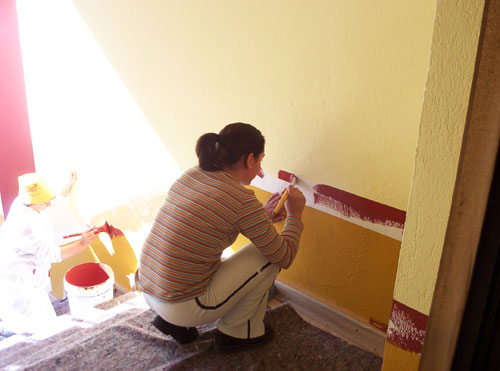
left=213, top=324, right=273, bottom=353
left=151, top=315, right=198, bottom=344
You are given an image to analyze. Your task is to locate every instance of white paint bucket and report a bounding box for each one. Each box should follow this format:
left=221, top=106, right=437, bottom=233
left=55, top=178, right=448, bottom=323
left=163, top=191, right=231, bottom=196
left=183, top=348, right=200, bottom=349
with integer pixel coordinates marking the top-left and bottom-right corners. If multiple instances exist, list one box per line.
left=64, top=262, right=114, bottom=317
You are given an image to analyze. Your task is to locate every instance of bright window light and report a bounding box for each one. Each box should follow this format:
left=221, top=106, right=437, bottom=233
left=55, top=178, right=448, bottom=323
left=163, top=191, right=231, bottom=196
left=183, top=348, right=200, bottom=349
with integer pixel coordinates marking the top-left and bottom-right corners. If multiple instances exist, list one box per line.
left=16, top=0, right=180, bottom=223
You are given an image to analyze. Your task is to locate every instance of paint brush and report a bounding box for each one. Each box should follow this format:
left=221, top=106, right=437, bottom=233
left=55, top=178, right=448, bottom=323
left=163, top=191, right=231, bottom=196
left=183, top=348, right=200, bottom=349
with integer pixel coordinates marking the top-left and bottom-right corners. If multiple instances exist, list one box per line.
left=273, top=176, right=297, bottom=215
left=63, top=231, right=91, bottom=239
left=63, top=221, right=111, bottom=239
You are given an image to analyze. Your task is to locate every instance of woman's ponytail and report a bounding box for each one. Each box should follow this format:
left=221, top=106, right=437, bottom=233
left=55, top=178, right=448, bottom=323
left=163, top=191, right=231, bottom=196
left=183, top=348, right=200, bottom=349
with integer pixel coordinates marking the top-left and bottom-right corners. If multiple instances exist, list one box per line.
left=195, top=133, right=221, bottom=171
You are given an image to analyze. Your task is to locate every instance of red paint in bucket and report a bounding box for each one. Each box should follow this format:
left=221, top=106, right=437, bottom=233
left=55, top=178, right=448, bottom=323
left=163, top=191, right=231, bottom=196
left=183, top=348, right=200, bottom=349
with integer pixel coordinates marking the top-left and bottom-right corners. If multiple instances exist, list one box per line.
left=65, top=262, right=110, bottom=288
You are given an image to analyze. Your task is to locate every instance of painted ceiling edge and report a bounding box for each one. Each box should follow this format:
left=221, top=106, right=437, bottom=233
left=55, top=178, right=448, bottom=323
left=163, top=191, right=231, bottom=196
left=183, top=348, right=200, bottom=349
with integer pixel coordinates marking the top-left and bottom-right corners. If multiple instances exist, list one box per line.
left=251, top=170, right=406, bottom=241
left=0, top=0, right=36, bottom=217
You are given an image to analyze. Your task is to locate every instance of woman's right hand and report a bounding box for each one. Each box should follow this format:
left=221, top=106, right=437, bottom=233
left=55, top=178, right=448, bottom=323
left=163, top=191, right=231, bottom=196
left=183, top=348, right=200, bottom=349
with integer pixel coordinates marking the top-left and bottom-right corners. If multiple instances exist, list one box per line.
left=285, top=185, right=306, bottom=219
left=61, top=229, right=98, bottom=259
left=80, top=229, right=98, bottom=247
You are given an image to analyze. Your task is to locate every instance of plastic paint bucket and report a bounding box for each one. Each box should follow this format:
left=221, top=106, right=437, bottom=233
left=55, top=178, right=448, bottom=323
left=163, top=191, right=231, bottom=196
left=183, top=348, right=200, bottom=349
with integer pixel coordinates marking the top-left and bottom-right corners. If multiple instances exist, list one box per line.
left=64, top=262, right=114, bottom=316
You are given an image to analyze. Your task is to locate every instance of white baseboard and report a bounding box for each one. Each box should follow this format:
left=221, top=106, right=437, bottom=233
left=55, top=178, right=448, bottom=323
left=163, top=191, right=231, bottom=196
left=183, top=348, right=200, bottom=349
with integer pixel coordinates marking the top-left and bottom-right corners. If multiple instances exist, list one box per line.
left=274, top=281, right=386, bottom=357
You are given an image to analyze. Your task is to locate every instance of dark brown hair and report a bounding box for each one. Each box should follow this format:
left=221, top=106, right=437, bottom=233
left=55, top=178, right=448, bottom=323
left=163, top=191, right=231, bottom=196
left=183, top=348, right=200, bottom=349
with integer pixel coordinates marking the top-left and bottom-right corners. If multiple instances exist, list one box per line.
left=196, top=123, right=265, bottom=171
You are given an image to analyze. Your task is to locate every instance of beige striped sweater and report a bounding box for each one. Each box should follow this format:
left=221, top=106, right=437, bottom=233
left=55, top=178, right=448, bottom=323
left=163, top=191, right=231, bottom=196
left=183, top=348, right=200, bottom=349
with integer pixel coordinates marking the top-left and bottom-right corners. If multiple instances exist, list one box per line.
left=137, top=166, right=303, bottom=302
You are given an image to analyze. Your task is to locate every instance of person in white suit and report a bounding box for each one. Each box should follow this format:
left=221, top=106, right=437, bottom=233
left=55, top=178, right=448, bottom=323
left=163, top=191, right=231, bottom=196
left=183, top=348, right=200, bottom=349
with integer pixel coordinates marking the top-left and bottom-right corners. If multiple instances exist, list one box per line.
left=0, top=173, right=96, bottom=334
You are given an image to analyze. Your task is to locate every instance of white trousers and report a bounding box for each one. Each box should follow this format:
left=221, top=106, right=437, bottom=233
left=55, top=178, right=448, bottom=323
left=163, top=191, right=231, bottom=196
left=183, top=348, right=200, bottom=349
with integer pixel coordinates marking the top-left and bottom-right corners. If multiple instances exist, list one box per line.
left=143, top=243, right=280, bottom=339
left=0, top=261, right=56, bottom=334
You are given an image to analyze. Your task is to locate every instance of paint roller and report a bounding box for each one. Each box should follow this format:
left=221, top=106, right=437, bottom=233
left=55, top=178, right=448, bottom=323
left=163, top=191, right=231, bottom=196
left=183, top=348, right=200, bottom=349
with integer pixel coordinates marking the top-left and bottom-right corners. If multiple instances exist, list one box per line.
left=273, top=176, right=297, bottom=215
left=63, top=221, right=111, bottom=239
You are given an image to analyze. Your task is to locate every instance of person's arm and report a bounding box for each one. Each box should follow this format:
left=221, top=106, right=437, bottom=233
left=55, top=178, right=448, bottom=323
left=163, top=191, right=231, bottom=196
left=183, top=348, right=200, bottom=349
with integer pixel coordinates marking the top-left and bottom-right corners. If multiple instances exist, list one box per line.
left=236, top=185, right=306, bottom=269
left=263, top=192, right=286, bottom=223
left=60, top=229, right=97, bottom=259
left=284, top=185, right=305, bottom=219
left=61, top=171, right=77, bottom=197
left=263, top=185, right=305, bottom=222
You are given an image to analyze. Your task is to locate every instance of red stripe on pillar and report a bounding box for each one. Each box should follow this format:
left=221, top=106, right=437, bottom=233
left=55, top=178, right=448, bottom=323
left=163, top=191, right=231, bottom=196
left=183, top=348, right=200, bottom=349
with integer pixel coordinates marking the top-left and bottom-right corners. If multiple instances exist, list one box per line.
left=0, top=0, right=35, bottom=217
left=387, top=299, right=428, bottom=353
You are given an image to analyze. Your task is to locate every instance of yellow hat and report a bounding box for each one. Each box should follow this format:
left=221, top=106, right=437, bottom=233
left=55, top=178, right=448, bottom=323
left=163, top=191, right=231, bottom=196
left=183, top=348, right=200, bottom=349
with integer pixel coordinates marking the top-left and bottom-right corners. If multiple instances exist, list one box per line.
left=18, top=173, right=55, bottom=205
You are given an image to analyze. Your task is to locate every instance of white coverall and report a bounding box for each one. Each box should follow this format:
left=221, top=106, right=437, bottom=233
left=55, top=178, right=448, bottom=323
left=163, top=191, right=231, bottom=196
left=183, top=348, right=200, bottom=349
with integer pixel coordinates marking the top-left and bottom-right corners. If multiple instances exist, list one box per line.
left=0, top=197, right=62, bottom=333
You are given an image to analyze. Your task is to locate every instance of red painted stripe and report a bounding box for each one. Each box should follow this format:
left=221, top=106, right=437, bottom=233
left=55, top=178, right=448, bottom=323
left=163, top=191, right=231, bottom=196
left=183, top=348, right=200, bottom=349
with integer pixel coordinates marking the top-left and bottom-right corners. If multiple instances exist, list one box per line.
left=387, top=299, right=428, bottom=353
left=0, top=0, right=36, bottom=217
left=107, top=224, right=124, bottom=238
left=313, top=184, right=406, bottom=228
left=278, top=170, right=405, bottom=229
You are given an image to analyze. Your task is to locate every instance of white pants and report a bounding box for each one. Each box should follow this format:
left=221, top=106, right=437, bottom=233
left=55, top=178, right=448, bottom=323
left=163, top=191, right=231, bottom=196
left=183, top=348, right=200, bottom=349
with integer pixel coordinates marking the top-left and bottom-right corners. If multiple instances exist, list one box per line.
left=143, top=243, right=280, bottom=339
left=0, top=263, right=56, bottom=334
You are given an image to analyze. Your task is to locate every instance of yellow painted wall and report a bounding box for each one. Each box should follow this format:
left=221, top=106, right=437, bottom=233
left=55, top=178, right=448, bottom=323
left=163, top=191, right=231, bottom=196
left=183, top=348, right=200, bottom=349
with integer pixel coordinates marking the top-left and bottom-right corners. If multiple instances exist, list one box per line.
left=11, top=1, right=489, bottom=367
left=70, top=0, right=436, bottom=211
left=383, top=342, right=421, bottom=371
left=13, top=0, right=441, bottom=337
left=236, top=187, right=401, bottom=327
left=382, top=0, right=485, bottom=369
left=59, top=0, right=437, bottom=329
left=391, top=0, right=484, bottom=314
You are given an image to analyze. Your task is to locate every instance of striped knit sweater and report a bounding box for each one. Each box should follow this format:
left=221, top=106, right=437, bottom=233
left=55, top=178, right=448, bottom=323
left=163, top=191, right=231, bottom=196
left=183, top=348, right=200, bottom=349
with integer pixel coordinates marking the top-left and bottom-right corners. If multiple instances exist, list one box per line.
left=137, top=166, right=304, bottom=302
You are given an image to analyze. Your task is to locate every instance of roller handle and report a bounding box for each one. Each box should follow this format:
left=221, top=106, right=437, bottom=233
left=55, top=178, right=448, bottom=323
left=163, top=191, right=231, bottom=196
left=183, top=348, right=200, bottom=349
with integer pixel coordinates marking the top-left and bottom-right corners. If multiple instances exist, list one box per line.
left=272, top=178, right=297, bottom=215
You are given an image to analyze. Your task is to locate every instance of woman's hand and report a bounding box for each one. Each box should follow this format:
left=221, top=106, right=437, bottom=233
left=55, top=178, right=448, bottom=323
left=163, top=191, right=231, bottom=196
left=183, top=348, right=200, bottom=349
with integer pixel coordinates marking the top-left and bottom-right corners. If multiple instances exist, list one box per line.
left=285, top=185, right=306, bottom=219
left=263, top=192, right=286, bottom=223
left=61, top=228, right=98, bottom=259
left=80, top=229, right=98, bottom=247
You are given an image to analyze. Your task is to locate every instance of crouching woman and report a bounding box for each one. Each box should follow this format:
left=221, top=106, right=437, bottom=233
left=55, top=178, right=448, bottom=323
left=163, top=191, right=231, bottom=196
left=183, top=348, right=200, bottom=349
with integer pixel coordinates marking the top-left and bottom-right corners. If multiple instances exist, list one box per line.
left=136, top=122, right=305, bottom=352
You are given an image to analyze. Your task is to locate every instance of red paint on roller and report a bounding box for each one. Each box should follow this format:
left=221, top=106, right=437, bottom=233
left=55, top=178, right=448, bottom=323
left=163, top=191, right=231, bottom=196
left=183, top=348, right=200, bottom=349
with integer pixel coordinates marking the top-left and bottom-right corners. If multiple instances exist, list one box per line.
left=278, top=170, right=296, bottom=183
left=65, top=262, right=110, bottom=287
left=313, top=184, right=406, bottom=228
